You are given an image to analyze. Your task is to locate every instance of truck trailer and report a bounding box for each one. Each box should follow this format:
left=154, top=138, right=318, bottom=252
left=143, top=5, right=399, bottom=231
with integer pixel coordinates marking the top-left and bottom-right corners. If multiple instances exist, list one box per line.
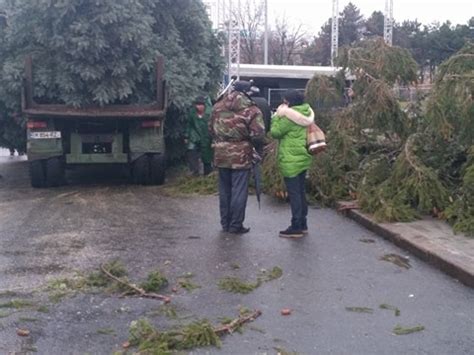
left=22, top=56, right=167, bottom=188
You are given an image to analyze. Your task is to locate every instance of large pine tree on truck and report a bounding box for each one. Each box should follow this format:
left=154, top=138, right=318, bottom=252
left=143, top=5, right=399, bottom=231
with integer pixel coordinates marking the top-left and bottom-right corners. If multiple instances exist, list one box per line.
left=0, top=0, right=222, bottom=184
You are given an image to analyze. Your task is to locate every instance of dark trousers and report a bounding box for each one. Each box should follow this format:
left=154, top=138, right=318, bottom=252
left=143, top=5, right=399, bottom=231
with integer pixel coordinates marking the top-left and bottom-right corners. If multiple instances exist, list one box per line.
left=203, top=163, right=213, bottom=176
left=187, top=149, right=213, bottom=176
left=284, top=171, right=308, bottom=230
left=218, top=168, right=250, bottom=231
left=186, top=149, right=200, bottom=176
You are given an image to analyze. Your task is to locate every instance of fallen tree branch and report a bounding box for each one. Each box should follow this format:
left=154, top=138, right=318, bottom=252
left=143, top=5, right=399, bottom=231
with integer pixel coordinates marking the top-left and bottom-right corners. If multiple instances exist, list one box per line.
left=100, top=264, right=171, bottom=303
left=214, top=310, right=262, bottom=336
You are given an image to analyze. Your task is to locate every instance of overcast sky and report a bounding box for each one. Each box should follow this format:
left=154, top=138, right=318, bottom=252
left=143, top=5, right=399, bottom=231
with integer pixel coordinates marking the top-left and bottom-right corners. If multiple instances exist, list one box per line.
left=206, top=0, right=473, bottom=35
left=268, top=0, right=473, bottom=34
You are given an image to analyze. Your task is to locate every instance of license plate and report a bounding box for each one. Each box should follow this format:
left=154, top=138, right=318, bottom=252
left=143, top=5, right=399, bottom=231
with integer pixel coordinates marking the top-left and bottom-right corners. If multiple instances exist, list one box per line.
left=29, top=131, right=61, bottom=139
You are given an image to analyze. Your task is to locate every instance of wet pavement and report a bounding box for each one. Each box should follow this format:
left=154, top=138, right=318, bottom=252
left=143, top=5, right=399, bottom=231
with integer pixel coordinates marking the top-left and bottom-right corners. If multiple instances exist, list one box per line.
left=0, top=156, right=473, bottom=354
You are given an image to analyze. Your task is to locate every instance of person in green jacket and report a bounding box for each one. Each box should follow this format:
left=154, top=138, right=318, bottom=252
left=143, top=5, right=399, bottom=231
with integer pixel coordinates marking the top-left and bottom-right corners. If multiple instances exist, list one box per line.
left=271, top=90, right=314, bottom=238
left=185, top=96, right=213, bottom=176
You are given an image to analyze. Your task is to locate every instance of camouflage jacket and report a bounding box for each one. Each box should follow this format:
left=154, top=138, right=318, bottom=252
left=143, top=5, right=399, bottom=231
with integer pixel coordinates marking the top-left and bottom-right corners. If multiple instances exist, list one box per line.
left=209, top=91, right=265, bottom=169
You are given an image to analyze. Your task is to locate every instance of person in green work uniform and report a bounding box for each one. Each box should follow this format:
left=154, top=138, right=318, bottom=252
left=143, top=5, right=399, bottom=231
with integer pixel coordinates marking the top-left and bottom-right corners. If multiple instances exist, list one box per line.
left=271, top=90, right=314, bottom=238
left=185, top=96, right=213, bottom=176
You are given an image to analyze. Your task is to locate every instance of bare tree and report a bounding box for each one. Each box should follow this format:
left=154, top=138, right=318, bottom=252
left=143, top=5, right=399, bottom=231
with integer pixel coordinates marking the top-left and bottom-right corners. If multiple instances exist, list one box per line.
left=236, top=0, right=265, bottom=64
left=232, top=2, right=308, bottom=65
left=269, top=18, right=307, bottom=65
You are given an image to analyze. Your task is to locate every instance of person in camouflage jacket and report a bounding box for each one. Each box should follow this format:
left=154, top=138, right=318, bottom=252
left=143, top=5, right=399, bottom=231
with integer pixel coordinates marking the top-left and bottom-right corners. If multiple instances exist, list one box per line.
left=209, top=81, right=265, bottom=234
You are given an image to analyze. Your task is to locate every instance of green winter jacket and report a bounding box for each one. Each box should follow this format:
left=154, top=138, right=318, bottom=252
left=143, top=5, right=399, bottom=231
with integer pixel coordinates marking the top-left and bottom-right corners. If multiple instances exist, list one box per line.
left=270, top=103, right=314, bottom=178
left=186, top=98, right=213, bottom=164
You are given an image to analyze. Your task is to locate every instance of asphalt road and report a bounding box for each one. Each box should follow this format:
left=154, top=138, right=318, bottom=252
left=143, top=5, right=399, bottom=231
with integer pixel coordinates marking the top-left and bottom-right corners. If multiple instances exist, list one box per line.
left=0, top=156, right=473, bottom=355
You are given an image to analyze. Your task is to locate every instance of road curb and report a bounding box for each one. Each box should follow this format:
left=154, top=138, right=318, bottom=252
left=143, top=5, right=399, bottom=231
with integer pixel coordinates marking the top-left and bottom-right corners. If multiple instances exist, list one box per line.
left=335, top=202, right=474, bottom=288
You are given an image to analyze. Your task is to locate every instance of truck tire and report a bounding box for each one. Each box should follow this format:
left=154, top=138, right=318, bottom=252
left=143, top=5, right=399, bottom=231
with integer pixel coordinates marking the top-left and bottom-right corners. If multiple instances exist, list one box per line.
left=149, top=154, right=166, bottom=185
left=132, top=155, right=150, bottom=185
left=46, top=157, right=65, bottom=187
left=30, top=160, right=46, bottom=188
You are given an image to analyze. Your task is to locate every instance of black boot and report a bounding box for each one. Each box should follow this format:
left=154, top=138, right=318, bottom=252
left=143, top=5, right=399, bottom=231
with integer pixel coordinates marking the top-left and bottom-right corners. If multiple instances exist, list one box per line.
left=279, top=227, right=304, bottom=238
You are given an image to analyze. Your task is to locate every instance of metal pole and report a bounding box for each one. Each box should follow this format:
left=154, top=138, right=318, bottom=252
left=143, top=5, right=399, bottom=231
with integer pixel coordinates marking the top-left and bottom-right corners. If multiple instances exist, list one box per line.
left=217, top=0, right=228, bottom=85
left=384, top=0, right=393, bottom=45
left=330, top=0, right=339, bottom=66
left=227, top=0, right=232, bottom=80
left=264, top=0, right=268, bottom=64
left=228, top=0, right=241, bottom=80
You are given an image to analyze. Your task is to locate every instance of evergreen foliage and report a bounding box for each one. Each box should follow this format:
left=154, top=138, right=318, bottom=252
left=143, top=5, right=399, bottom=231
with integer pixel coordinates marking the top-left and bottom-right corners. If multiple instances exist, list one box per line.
left=304, top=75, right=343, bottom=130
left=426, top=43, right=474, bottom=146
left=301, top=39, right=414, bottom=206
left=129, top=318, right=221, bottom=353
left=358, top=134, right=450, bottom=222
left=140, top=270, right=168, bottom=293
left=261, top=140, right=287, bottom=199
left=338, top=38, right=418, bottom=86
left=0, top=0, right=223, bottom=153
left=302, top=0, right=472, bottom=78
left=264, top=39, right=473, bottom=237
left=307, top=128, right=360, bottom=205
left=350, top=43, right=472, bottom=235
left=445, top=148, right=474, bottom=236
left=338, top=3, right=364, bottom=46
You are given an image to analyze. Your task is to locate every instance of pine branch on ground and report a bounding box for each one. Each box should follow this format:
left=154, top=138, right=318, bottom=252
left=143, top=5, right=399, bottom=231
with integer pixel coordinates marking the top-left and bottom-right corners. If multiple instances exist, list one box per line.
left=128, top=310, right=262, bottom=353
left=358, top=134, right=450, bottom=222
left=262, top=140, right=287, bottom=200
left=338, top=37, right=418, bottom=86
left=426, top=43, right=474, bottom=146
left=444, top=150, right=474, bottom=236
left=307, top=128, right=360, bottom=205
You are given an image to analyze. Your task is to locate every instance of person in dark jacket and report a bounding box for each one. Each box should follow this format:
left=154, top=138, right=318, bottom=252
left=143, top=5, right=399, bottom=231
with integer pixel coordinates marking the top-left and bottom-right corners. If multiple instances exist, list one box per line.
left=247, top=86, right=272, bottom=133
left=185, top=96, right=213, bottom=176
left=271, top=90, right=314, bottom=238
left=209, top=81, right=265, bottom=234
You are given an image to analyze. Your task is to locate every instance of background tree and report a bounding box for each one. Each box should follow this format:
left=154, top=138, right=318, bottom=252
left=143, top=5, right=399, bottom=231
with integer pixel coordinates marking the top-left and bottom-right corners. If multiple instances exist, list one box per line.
left=363, top=11, right=384, bottom=38
left=269, top=18, right=306, bottom=65
left=301, top=7, right=471, bottom=78
left=303, top=3, right=364, bottom=66
left=423, top=21, right=471, bottom=80
left=338, top=2, right=363, bottom=46
left=302, top=20, right=331, bottom=65
left=237, top=0, right=264, bottom=64
left=393, top=20, right=426, bottom=80
left=234, top=0, right=306, bottom=65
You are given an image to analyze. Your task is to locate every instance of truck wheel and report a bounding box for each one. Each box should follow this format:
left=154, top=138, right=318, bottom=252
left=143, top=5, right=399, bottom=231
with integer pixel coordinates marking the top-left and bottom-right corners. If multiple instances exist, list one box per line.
left=30, top=160, right=46, bottom=188
left=132, top=155, right=150, bottom=185
left=46, top=157, right=65, bottom=187
left=149, top=154, right=166, bottom=185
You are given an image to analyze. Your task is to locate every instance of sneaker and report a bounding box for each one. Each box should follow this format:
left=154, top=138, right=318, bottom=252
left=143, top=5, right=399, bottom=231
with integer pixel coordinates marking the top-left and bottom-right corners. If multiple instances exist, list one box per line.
left=279, top=227, right=304, bottom=238
left=302, top=229, right=308, bottom=234
left=228, top=226, right=250, bottom=234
